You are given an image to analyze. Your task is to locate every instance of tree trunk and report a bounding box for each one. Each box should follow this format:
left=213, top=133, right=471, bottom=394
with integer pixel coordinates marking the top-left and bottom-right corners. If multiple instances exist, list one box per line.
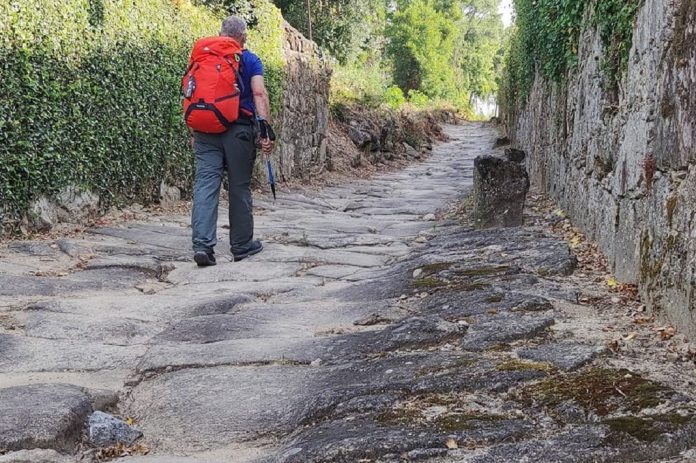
left=306, top=0, right=313, bottom=41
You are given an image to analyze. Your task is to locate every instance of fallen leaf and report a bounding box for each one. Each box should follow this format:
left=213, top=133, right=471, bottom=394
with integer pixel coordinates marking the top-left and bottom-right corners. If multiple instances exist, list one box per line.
left=634, top=315, right=654, bottom=325
left=445, top=437, right=459, bottom=449
left=656, top=326, right=676, bottom=340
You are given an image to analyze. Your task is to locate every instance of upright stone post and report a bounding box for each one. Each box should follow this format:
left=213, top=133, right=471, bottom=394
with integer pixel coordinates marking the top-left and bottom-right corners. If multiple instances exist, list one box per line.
left=473, top=155, right=530, bottom=229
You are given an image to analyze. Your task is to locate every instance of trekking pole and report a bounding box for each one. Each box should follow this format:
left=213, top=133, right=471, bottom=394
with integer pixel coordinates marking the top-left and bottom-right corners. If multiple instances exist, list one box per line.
left=266, top=158, right=276, bottom=200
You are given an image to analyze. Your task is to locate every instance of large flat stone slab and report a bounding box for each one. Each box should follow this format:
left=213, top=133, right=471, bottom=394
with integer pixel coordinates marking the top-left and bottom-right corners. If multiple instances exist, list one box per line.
left=136, top=337, right=326, bottom=374
left=0, top=384, right=92, bottom=452
left=165, top=262, right=302, bottom=285
left=0, top=449, right=77, bottom=463
left=517, top=342, right=607, bottom=371
left=0, top=334, right=145, bottom=373
left=126, top=366, right=315, bottom=452
left=462, top=313, right=555, bottom=351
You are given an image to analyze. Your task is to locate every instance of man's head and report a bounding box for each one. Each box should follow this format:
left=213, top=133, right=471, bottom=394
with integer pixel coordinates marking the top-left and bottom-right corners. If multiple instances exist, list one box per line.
left=221, top=16, right=247, bottom=46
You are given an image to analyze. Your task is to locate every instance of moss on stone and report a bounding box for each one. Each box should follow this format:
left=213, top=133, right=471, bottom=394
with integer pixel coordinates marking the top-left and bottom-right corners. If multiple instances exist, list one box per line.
left=420, top=262, right=454, bottom=275
left=603, top=413, right=692, bottom=443
left=666, top=195, right=678, bottom=227
left=640, top=231, right=661, bottom=283
left=487, top=343, right=513, bottom=352
left=454, top=265, right=511, bottom=278
left=594, top=156, right=615, bottom=178
left=411, top=277, right=448, bottom=289
left=518, top=368, right=673, bottom=416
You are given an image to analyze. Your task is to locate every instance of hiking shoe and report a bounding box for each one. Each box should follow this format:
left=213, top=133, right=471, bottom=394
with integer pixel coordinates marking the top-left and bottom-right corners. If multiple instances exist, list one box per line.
left=194, top=251, right=217, bottom=267
left=233, top=240, right=263, bottom=262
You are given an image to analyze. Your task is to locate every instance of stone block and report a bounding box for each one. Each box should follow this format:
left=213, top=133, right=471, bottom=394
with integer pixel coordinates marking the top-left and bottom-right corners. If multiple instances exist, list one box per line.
left=0, top=384, right=92, bottom=452
left=55, top=186, right=99, bottom=224
left=473, top=155, right=530, bottom=229
left=159, top=182, right=181, bottom=206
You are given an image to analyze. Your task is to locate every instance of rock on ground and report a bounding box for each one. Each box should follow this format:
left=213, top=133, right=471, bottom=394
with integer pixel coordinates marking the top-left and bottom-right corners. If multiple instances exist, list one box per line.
left=88, top=411, right=142, bottom=446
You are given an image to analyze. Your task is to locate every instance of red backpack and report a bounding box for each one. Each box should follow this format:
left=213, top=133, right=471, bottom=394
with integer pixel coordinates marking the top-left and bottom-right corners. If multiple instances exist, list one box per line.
left=182, top=36, right=243, bottom=134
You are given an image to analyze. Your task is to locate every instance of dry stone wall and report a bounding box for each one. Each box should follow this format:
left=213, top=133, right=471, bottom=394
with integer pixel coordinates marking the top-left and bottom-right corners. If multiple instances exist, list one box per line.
left=509, top=0, right=696, bottom=336
left=272, top=23, right=331, bottom=182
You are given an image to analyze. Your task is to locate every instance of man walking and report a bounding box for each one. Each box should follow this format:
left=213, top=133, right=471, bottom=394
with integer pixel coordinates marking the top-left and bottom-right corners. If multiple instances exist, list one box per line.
left=186, top=16, right=274, bottom=266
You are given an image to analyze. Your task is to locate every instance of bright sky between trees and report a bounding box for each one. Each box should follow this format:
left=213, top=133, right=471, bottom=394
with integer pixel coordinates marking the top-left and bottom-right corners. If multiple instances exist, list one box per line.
left=499, top=0, right=513, bottom=27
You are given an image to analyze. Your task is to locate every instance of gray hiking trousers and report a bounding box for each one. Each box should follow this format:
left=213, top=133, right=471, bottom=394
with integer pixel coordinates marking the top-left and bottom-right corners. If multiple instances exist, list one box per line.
left=191, top=122, right=257, bottom=255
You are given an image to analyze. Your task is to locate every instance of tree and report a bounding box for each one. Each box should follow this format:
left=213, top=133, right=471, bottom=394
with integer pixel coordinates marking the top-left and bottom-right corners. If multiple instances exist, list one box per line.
left=385, top=0, right=505, bottom=107
left=273, top=0, right=387, bottom=64
left=454, top=0, right=506, bottom=98
left=387, top=0, right=460, bottom=99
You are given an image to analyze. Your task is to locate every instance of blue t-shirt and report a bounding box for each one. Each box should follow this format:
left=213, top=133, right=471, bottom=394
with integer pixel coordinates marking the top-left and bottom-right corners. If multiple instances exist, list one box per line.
left=239, top=50, right=263, bottom=115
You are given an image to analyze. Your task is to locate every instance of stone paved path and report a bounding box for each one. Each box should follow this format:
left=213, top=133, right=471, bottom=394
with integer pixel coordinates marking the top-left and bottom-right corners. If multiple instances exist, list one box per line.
left=2, top=123, right=696, bottom=463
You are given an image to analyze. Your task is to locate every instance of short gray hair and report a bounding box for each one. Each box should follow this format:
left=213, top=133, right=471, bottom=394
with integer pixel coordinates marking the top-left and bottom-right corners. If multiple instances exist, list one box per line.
left=221, top=16, right=247, bottom=41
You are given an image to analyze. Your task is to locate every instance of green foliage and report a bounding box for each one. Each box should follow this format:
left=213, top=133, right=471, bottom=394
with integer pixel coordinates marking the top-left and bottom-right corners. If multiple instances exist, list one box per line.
left=387, top=0, right=459, bottom=99
left=383, top=86, right=407, bottom=109
left=407, top=90, right=430, bottom=108
left=288, top=0, right=503, bottom=115
left=454, top=0, right=506, bottom=98
left=0, top=0, right=284, bottom=231
left=384, top=0, right=504, bottom=113
left=330, top=60, right=391, bottom=108
left=273, top=0, right=388, bottom=64
left=501, top=0, right=643, bottom=114
left=594, top=0, right=642, bottom=86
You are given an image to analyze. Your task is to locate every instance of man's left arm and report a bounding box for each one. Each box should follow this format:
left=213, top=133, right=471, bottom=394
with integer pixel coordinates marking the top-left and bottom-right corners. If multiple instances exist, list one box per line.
left=251, top=75, right=274, bottom=154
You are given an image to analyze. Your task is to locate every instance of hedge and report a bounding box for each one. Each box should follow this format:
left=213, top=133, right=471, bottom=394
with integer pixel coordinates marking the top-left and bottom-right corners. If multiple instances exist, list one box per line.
left=0, top=0, right=285, bottom=233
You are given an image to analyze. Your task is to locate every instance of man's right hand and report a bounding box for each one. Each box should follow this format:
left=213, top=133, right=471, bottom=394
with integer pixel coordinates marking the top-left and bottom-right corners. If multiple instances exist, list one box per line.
left=260, top=138, right=274, bottom=155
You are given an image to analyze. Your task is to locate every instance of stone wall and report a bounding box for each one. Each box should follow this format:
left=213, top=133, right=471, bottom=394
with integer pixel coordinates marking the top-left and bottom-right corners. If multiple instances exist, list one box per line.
left=509, top=0, right=696, bottom=336
left=271, top=22, right=331, bottom=182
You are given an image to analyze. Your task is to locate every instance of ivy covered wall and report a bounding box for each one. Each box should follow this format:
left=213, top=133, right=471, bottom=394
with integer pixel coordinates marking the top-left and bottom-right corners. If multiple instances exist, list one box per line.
left=502, top=0, right=696, bottom=338
left=0, top=0, right=286, bottom=233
